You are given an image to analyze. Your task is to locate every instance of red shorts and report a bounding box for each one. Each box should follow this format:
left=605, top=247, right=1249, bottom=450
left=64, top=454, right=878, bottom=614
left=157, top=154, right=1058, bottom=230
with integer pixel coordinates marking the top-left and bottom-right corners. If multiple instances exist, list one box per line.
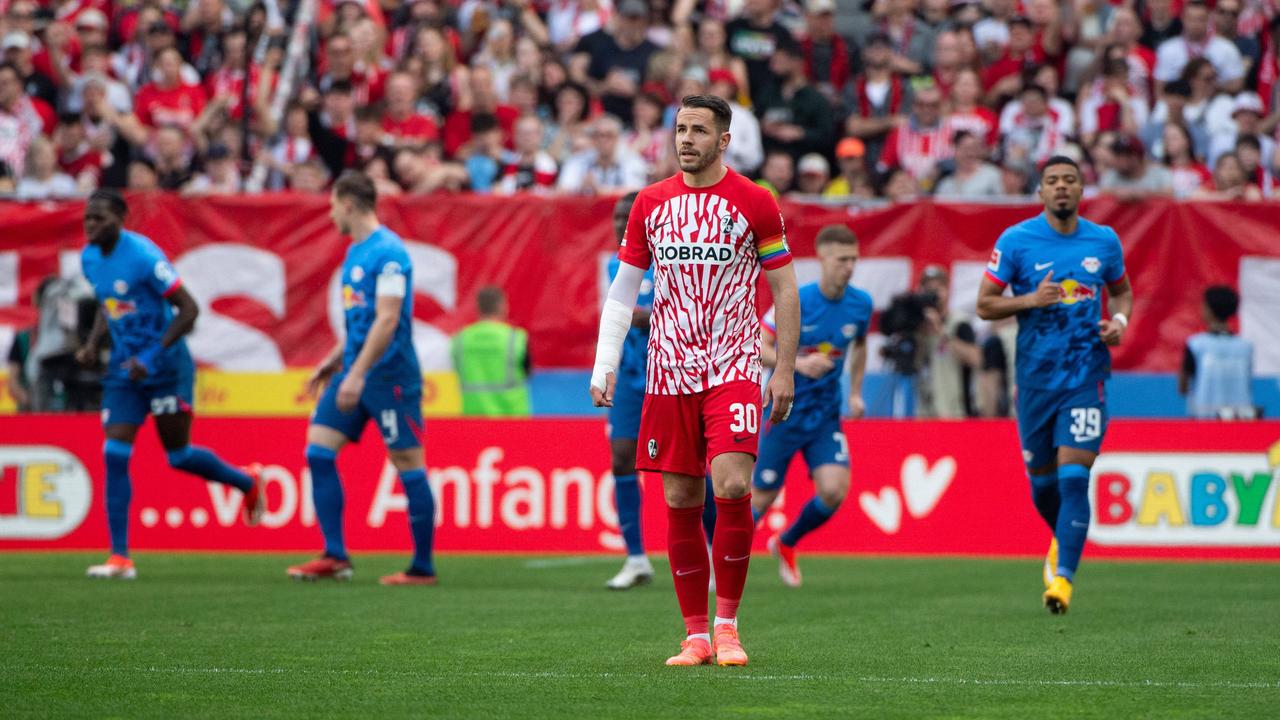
left=635, top=380, right=762, bottom=477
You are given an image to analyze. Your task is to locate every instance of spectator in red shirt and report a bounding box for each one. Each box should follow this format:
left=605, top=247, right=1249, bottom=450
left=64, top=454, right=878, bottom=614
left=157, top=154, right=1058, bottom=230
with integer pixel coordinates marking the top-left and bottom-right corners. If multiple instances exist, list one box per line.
left=877, top=80, right=953, bottom=190
left=945, top=68, right=998, bottom=147
left=932, top=29, right=965, bottom=98
left=443, top=66, right=518, bottom=158
left=54, top=112, right=102, bottom=192
left=983, top=15, right=1044, bottom=103
left=203, top=27, right=261, bottom=121
left=800, top=0, right=850, bottom=101
left=0, top=61, right=49, bottom=177
left=497, top=114, right=558, bottom=195
left=845, top=32, right=907, bottom=170
left=135, top=47, right=208, bottom=133
left=382, top=71, right=439, bottom=147
left=318, top=33, right=385, bottom=105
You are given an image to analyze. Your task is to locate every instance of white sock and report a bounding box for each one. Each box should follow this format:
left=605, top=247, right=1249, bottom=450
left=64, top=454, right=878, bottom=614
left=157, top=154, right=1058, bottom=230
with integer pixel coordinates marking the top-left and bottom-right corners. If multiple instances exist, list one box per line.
left=626, top=554, right=648, bottom=562
left=713, top=616, right=737, bottom=629
left=687, top=632, right=711, bottom=643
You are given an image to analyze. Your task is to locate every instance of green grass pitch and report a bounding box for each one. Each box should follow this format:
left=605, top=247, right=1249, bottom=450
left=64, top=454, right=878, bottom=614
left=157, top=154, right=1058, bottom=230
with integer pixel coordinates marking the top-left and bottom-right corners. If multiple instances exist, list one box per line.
left=3, top=553, right=1277, bottom=719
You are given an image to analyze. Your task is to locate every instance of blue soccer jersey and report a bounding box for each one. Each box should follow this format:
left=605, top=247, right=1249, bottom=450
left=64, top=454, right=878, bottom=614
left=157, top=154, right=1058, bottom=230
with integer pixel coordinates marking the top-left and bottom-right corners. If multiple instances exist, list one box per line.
left=985, top=213, right=1126, bottom=391
left=764, top=282, right=873, bottom=424
left=81, top=229, right=192, bottom=386
left=340, top=226, right=420, bottom=386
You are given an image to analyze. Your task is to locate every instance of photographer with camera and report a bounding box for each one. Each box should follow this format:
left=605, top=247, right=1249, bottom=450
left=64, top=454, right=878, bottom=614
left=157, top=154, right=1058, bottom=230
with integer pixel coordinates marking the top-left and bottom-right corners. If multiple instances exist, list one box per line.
left=880, top=265, right=980, bottom=418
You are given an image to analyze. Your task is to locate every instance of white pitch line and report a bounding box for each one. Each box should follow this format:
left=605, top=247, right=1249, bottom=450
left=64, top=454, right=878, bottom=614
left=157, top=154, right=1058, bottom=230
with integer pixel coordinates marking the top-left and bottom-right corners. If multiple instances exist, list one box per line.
left=522, top=557, right=621, bottom=569
left=4, top=665, right=1277, bottom=690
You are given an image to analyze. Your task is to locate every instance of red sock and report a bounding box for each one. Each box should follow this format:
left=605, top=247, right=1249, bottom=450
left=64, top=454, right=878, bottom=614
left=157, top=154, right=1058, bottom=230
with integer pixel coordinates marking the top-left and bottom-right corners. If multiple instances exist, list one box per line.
left=712, top=494, right=754, bottom=620
left=666, top=504, right=710, bottom=636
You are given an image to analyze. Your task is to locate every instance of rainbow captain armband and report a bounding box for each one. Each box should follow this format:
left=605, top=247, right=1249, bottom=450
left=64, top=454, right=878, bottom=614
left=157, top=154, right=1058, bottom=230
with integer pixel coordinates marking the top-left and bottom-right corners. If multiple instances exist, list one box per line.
left=758, top=235, right=792, bottom=270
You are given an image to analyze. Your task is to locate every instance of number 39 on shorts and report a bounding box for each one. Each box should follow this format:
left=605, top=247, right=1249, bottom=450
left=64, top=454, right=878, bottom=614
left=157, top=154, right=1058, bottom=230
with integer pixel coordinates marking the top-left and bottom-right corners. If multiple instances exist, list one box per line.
left=729, top=402, right=758, bottom=433
left=1069, top=407, right=1102, bottom=442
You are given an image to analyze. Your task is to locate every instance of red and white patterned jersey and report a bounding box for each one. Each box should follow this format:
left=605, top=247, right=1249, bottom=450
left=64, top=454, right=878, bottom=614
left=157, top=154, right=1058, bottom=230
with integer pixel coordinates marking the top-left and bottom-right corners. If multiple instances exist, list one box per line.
left=618, top=167, right=792, bottom=395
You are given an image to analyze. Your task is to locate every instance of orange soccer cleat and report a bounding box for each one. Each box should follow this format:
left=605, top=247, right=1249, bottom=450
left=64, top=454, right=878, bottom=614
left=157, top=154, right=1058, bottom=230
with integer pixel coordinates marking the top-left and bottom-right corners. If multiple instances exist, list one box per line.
left=768, top=533, right=801, bottom=588
left=287, top=556, right=354, bottom=581
left=713, top=624, right=749, bottom=666
left=242, top=463, right=266, bottom=526
left=86, top=554, right=136, bottom=580
left=379, top=572, right=438, bottom=586
left=665, top=637, right=714, bottom=666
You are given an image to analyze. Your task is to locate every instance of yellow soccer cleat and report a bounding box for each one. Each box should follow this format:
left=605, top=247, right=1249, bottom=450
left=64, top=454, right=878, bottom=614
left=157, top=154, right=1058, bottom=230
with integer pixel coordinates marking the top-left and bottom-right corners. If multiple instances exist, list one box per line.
left=1043, top=538, right=1058, bottom=589
left=713, top=624, right=749, bottom=667
left=665, top=637, right=714, bottom=666
left=1044, top=575, right=1073, bottom=615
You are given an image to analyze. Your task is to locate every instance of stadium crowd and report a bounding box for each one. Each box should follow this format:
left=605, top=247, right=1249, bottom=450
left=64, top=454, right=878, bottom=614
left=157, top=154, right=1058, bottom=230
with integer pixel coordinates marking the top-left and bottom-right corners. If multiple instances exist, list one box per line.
left=1, top=0, right=1280, bottom=200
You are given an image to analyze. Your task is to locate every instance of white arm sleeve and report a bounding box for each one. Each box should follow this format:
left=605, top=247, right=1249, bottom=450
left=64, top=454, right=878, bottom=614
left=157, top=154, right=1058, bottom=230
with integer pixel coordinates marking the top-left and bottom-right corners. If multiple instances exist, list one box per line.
left=591, top=262, right=645, bottom=393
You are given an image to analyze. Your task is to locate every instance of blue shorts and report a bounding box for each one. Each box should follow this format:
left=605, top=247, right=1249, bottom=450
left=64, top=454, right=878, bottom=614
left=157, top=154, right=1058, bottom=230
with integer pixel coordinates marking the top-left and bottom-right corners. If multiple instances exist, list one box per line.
left=312, top=375, right=424, bottom=450
left=752, top=413, right=849, bottom=492
left=101, top=369, right=195, bottom=427
left=607, top=366, right=646, bottom=441
left=1016, top=381, right=1109, bottom=469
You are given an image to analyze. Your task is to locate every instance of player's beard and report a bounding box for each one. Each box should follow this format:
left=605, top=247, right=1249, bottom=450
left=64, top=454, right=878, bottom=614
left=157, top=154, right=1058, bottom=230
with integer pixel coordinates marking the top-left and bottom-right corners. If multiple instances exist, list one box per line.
left=1050, top=204, right=1076, bottom=221
left=679, top=144, right=721, bottom=174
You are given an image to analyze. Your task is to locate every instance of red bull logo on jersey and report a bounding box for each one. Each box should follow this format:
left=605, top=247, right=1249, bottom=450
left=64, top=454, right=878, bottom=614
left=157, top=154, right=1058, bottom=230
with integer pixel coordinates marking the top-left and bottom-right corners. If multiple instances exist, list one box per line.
left=1058, top=279, right=1097, bottom=305
left=1090, top=441, right=1280, bottom=546
left=342, top=285, right=367, bottom=310
left=653, top=242, right=735, bottom=265
left=102, top=297, right=137, bottom=320
left=800, top=342, right=844, bottom=359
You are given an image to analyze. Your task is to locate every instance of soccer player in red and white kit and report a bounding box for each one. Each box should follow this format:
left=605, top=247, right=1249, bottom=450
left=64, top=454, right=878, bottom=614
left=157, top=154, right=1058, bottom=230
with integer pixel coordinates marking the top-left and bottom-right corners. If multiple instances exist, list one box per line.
left=590, top=95, right=800, bottom=667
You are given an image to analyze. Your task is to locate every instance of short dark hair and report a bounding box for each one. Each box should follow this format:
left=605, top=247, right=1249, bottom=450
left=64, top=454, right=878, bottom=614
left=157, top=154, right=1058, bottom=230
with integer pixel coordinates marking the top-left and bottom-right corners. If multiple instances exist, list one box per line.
left=476, top=285, right=506, bottom=315
left=1236, top=134, right=1261, bottom=152
left=88, top=188, right=128, bottom=217
left=815, top=225, right=858, bottom=248
left=1041, top=155, right=1081, bottom=176
left=1204, top=285, right=1239, bottom=322
left=1021, top=83, right=1049, bottom=100
left=680, top=94, right=732, bottom=134
left=333, top=170, right=377, bottom=211
left=355, top=105, right=383, bottom=123
left=951, top=129, right=975, bottom=145
left=325, top=79, right=354, bottom=95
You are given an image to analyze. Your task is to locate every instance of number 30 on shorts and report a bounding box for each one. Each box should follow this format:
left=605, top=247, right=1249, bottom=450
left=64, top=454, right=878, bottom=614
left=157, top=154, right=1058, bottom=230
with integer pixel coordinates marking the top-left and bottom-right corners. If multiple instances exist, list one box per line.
left=729, top=402, right=759, bottom=434
left=1069, top=407, right=1102, bottom=442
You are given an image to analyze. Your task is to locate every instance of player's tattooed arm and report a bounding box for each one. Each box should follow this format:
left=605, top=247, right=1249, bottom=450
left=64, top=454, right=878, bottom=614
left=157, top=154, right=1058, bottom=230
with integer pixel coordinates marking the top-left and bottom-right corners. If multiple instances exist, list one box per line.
left=1099, top=275, right=1133, bottom=346
left=976, top=271, right=1061, bottom=320
left=75, top=307, right=109, bottom=366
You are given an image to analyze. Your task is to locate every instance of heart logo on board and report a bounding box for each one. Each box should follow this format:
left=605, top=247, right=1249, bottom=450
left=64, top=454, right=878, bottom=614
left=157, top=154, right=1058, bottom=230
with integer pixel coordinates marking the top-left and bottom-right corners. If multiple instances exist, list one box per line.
left=900, top=454, right=956, bottom=519
left=858, top=486, right=903, bottom=535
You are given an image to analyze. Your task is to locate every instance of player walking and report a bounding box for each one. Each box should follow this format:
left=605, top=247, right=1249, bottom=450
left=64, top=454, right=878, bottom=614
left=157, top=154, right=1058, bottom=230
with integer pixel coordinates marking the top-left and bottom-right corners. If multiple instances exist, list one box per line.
left=976, top=156, right=1133, bottom=614
left=603, top=192, right=718, bottom=590
left=752, top=225, right=871, bottom=588
left=590, top=95, right=800, bottom=666
left=286, top=171, right=438, bottom=586
left=77, top=189, right=264, bottom=580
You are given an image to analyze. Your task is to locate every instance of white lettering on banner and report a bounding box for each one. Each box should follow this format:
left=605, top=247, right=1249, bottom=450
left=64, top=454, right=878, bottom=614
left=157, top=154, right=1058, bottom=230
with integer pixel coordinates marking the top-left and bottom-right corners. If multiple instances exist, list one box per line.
left=1239, top=256, right=1280, bottom=374
left=368, top=463, right=406, bottom=528
left=472, top=447, right=502, bottom=527
left=176, top=245, right=287, bottom=370
left=328, top=241, right=459, bottom=372
left=596, top=473, right=621, bottom=550
left=550, top=468, right=594, bottom=530
left=1090, top=444, right=1280, bottom=546
left=259, top=465, right=297, bottom=529
left=208, top=483, right=243, bottom=527
left=502, top=467, right=544, bottom=529
left=299, top=469, right=315, bottom=527
left=431, top=466, right=472, bottom=528
left=0, top=446, right=92, bottom=540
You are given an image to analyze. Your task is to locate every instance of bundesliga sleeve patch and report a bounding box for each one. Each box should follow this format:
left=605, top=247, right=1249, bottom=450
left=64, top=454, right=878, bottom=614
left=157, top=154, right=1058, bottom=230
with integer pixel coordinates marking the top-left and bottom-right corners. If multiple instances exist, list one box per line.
left=988, top=248, right=1002, bottom=273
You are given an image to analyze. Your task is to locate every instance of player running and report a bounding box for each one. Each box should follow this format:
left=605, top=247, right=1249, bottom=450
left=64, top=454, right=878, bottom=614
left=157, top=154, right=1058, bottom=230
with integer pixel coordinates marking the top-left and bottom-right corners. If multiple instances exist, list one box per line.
left=286, top=171, right=437, bottom=586
left=976, top=155, right=1133, bottom=614
left=590, top=94, right=800, bottom=667
left=603, top=192, right=718, bottom=590
left=77, top=189, right=264, bottom=580
left=752, top=225, right=871, bottom=588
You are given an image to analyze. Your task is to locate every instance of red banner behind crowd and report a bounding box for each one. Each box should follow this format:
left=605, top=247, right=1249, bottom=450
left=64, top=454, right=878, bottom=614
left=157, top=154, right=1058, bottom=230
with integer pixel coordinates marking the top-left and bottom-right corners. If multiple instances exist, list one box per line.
left=2, top=195, right=1278, bottom=372
left=2, top=417, right=1278, bottom=559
